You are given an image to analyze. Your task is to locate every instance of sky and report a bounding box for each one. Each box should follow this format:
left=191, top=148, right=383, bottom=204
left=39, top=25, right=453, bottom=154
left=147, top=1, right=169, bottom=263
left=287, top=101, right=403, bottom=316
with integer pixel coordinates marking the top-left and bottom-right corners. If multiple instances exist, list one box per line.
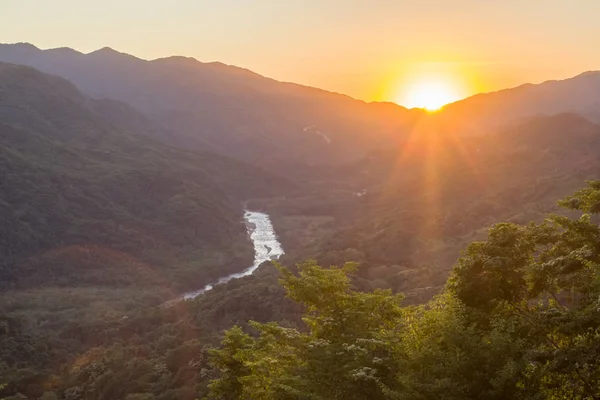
left=3, top=0, right=600, bottom=106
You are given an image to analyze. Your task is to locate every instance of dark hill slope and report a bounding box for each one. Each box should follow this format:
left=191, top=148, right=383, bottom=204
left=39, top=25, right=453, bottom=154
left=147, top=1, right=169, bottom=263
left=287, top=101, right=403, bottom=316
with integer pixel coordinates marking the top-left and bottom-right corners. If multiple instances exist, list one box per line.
left=0, top=43, right=420, bottom=165
left=256, top=113, right=600, bottom=302
left=440, top=71, right=600, bottom=134
left=0, top=62, right=291, bottom=293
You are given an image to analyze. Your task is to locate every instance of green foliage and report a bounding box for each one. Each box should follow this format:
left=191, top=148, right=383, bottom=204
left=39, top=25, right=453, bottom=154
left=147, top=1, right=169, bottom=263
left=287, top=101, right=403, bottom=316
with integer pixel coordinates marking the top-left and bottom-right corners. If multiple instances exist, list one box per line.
left=448, top=180, right=600, bottom=398
left=208, top=261, right=406, bottom=400
left=558, top=180, right=600, bottom=213
left=448, top=222, right=534, bottom=310
left=207, top=262, right=538, bottom=400
left=6, top=181, right=600, bottom=400
left=207, top=326, right=254, bottom=400
left=207, top=182, right=600, bottom=400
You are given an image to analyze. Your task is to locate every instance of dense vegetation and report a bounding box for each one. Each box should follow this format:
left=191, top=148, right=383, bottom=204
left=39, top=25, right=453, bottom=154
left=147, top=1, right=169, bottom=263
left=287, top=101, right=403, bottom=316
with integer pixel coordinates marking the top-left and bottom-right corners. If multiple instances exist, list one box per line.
left=0, top=63, right=297, bottom=399
left=0, top=62, right=292, bottom=293
left=0, top=263, right=302, bottom=400
left=4, top=182, right=600, bottom=399
left=207, top=182, right=600, bottom=399
left=256, top=113, right=600, bottom=302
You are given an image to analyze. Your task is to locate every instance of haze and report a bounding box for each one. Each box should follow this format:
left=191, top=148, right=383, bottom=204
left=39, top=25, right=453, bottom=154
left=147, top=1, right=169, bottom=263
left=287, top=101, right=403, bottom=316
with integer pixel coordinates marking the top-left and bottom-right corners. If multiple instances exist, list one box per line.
left=5, top=0, right=600, bottom=397
left=3, top=0, right=600, bottom=105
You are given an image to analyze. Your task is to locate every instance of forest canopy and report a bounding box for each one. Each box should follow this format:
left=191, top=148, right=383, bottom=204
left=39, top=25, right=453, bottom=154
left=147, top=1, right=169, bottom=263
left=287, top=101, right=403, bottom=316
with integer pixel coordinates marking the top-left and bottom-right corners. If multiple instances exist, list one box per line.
left=207, top=181, right=600, bottom=400
left=3, top=177, right=600, bottom=399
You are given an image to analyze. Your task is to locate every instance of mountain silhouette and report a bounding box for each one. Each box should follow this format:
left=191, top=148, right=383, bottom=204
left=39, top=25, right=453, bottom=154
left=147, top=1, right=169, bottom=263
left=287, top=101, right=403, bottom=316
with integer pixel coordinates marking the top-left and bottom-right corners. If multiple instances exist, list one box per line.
left=440, top=71, right=600, bottom=133
left=0, top=43, right=420, bottom=165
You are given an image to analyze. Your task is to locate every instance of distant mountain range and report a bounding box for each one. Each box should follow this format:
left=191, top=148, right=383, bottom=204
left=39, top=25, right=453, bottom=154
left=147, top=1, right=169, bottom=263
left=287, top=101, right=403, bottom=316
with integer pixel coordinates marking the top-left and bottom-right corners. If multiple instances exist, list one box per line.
left=2, top=43, right=600, bottom=167
left=0, top=43, right=422, bottom=165
left=440, top=71, right=600, bottom=134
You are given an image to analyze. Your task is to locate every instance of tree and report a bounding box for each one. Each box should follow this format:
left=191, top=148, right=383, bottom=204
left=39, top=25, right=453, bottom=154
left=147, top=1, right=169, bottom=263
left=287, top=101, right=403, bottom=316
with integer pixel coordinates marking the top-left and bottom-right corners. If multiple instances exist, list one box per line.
left=449, top=181, right=600, bottom=398
left=207, top=261, right=406, bottom=400
left=207, top=326, right=255, bottom=400
left=207, top=182, right=600, bottom=399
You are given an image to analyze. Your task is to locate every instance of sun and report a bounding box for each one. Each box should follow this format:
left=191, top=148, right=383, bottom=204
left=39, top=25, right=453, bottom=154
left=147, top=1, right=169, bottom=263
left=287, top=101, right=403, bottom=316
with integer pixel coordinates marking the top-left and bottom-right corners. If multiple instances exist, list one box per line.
left=399, top=80, right=462, bottom=111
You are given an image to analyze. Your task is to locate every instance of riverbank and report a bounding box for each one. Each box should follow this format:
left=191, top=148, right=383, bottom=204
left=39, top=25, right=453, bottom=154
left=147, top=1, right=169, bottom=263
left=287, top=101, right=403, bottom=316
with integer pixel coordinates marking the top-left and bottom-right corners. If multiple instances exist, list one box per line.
left=181, top=210, right=284, bottom=300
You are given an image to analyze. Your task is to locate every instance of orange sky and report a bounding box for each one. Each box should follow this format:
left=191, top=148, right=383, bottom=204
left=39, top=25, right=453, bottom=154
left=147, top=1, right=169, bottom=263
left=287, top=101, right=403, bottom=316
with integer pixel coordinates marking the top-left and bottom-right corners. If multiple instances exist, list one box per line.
left=3, top=0, right=600, bottom=106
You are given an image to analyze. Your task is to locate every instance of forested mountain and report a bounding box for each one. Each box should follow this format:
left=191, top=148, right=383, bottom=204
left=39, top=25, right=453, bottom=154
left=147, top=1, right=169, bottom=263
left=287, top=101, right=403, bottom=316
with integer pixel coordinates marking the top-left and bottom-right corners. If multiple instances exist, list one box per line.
left=441, top=70, right=600, bottom=134
left=0, top=43, right=421, bottom=165
left=0, top=62, right=299, bottom=400
left=3, top=43, right=600, bottom=169
left=258, top=113, right=600, bottom=301
left=0, top=62, right=292, bottom=293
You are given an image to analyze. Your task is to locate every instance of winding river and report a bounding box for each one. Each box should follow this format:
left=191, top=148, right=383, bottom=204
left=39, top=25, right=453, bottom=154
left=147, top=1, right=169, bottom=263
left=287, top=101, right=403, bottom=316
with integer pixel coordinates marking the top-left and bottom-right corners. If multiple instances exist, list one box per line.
left=181, top=210, right=284, bottom=300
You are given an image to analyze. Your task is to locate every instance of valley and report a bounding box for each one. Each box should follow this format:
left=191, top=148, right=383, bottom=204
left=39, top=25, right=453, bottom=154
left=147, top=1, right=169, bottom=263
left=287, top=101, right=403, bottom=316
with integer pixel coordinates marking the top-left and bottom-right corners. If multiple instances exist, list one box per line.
left=1, top=42, right=600, bottom=400
left=181, top=210, right=284, bottom=299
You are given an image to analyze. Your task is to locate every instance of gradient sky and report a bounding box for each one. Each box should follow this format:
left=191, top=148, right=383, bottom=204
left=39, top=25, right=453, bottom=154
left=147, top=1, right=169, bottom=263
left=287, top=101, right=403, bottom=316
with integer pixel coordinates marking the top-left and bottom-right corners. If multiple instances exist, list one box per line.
left=3, top=0, right=600, bottom=105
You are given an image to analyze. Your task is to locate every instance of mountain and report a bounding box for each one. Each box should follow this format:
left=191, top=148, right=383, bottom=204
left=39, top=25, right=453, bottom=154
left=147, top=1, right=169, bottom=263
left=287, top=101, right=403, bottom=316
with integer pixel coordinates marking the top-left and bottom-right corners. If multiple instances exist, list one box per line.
left=0, top=43, right=421, bottom=165
left=0, top=62, right=301, bottom=400
left=254, top=112, right=600, bottom=301
left=440, top=71, right=600, bottom=134
left=3, top=43, right=600, bottom=164
left=0, top=62, right=292, bottom=294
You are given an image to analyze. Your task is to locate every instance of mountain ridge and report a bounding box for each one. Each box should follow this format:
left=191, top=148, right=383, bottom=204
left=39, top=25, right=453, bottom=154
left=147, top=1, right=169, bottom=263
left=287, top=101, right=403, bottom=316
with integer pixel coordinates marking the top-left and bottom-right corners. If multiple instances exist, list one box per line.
left=8, top=42, right=600, bottom=109
left=2, top=42, right=388, bottom=104
left=0, top=42, right=418, bottom=165
left=6, top=42, right=600, bottom=109
left=3, top=42, right=600, bottom=168
left=440, top=68, right=600, bottom=133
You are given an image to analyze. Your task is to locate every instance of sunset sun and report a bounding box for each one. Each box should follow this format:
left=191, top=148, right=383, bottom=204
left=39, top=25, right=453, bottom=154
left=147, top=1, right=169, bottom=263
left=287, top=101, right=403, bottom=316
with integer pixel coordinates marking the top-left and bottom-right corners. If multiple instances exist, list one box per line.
left=399, top=80, right=463, bottom=111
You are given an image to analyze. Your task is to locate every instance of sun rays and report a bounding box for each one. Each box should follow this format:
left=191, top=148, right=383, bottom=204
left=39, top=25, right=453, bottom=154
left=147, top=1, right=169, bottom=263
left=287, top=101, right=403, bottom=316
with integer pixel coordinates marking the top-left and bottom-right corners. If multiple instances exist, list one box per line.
left=398, top=79, right=463, bottom=111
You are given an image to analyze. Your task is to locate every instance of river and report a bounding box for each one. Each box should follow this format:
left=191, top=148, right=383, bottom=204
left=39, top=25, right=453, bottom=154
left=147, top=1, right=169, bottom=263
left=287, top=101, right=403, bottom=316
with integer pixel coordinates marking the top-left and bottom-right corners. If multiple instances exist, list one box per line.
left=181, top=210, right=284, bottom=300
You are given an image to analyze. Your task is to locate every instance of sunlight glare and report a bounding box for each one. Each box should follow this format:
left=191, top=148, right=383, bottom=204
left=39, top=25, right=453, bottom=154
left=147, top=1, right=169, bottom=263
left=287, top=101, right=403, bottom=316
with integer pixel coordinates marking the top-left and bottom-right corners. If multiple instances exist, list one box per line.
left=399, top=80, right=462, bottom=111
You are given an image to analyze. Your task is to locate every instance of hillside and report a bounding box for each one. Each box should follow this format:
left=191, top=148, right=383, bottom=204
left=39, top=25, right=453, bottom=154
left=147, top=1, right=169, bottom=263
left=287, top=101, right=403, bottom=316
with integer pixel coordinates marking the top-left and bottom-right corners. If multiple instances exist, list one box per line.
left=254, top=113, right=600, bottom=301
left=0, top=62, right=299, bottom=400
left=0, top=62, right=291, bottom=293
left=4, top=55, right=595, bottom=301
left=0, top=43, right=421, bottom=165
left=440, top=71, right=600, bottom=134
